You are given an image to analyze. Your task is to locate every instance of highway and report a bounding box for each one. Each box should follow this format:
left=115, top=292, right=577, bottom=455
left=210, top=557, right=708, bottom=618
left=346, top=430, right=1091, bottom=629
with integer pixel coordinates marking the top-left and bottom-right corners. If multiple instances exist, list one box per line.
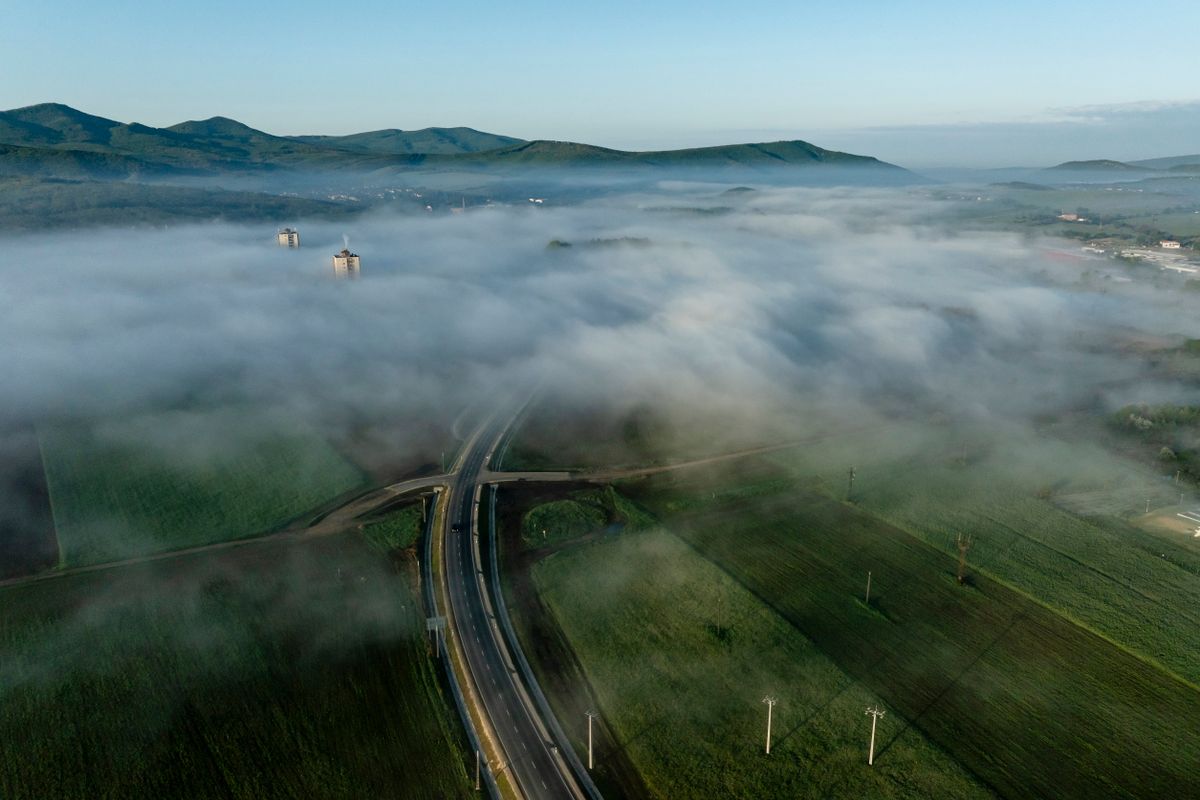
left=441, top=415, right=584, bottom=800
left=1, top=406, right=854, bottom=796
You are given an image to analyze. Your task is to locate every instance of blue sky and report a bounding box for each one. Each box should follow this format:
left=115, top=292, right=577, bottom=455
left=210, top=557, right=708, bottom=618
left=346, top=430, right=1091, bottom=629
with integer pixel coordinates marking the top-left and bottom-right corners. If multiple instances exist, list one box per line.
left=3, top=0, right=1198, bottom=166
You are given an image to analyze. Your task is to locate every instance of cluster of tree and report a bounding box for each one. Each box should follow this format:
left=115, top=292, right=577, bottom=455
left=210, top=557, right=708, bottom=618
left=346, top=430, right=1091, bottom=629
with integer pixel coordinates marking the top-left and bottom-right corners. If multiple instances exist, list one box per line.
left=0, top=177, right=362, bottom=231
left=1114, top=404, right=1200, bottom=431
left=1111, top=404, right=1200, bottom=483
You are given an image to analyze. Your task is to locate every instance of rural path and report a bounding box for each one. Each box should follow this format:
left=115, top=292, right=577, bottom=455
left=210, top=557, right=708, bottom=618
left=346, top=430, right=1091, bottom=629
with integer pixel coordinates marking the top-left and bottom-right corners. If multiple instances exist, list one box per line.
left=0, top=474, right=447, bottom=591
left=2, top=426, right=871, bottom=592
left=484, top=425, right=880, bottom=486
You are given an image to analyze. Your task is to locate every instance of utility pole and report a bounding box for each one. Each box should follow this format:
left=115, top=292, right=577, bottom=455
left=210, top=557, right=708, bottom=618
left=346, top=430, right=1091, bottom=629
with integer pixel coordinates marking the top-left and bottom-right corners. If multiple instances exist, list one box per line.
left=475, top=750, right=481, bottom=791
left=715, top=585, right=724, bottom=639
left=441, top=450, right=446, bottom=473
left=762, top=696, right=778, bottom=754
left=847, top=467, right=856, bottom=501
left=865, top=571, right=872, bottom=605
left=865, top=706, right=886, bottom=765
left=955, top=534, right=972, bottom=585
left=426, top=616, right=446, bottom=657
left=585, top=711, right=598, bottom=769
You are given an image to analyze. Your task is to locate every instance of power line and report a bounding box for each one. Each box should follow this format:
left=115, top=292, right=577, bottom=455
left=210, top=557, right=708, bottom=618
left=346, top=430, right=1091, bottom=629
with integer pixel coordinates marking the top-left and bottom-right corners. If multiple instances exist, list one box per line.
left=955, top=533, right=973, bottom=585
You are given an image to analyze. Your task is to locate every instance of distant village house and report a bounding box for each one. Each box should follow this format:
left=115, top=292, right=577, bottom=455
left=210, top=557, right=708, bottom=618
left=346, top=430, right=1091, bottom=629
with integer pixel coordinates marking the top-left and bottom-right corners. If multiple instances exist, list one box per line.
left=1160, top=240, right=1181, bottom=249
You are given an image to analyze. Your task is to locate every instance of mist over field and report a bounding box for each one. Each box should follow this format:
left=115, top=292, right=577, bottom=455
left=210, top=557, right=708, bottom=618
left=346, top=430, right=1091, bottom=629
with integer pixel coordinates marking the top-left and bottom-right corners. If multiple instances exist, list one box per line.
left=6, top=175, right=1200, bottom=800
left=3, top=182, right=1190, bottom=457
left=3, top=178, right=1194, bottom=582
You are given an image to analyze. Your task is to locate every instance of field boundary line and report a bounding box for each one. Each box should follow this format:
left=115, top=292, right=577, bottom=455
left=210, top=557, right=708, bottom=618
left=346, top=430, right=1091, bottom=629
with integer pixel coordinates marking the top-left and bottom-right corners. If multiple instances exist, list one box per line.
left=856, top=498, right=1200, bottom=696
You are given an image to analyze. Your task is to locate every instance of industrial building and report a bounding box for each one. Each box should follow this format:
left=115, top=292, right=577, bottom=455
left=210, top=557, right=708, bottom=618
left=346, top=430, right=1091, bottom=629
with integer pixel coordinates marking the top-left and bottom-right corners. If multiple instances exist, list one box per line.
left=277, top=228, right=300, bottom=248
left=332, top=248, right=360, bottom=278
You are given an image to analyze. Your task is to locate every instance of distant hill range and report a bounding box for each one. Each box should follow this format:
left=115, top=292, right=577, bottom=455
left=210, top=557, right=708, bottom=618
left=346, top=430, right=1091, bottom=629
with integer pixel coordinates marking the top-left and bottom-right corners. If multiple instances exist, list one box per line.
left=0, top=103, right=910, bottom=180
left=1046, top=156, right=1200, bottom=175
left=0, top=103, right=923, bottom=229
left=292, top=127, right=524, bottom=156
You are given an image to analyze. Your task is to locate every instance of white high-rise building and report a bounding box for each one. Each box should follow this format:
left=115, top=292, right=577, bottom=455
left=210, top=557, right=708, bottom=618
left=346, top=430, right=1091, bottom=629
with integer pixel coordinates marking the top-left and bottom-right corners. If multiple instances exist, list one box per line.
left=332, top=248, right=360, bottom=278
left=277, top=228, right=300, bottom=248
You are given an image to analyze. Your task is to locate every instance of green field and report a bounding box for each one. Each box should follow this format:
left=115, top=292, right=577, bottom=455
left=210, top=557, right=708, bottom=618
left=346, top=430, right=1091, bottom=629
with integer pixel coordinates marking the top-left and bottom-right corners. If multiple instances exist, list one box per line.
left=620, top=463, right=1200, bottom=798
left=1121, top=212, right=1200, bottom=238
left=519, top=487, right=654, bottom=548
left=531, top=527, right=991, bottom=799
left=0, top=534, right=471, bottom=800
left=521, top=495, right=607, bottom=547
left=40, top=409, right=367, bottom=566
left=361, top=502, right=426, bottom=553
left=764, top=425, right=1200, bottom=685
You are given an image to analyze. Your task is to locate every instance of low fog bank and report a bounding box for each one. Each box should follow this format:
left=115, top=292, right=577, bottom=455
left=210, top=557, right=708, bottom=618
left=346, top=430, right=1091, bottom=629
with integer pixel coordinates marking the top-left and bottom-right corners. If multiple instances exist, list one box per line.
left=3, top=178, right=1197, bottom=706
left=2, top=181, right=1193, bottom=461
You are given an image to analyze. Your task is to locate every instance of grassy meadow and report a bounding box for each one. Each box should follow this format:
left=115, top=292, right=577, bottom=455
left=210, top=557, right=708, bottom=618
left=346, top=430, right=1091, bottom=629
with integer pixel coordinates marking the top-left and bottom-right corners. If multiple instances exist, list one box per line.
left=360, top=501, right=426, bottom=553
left=620, top=463, right=1200, bottom=799
left=530, top=527, right=991, bottom=799
left=0, top=534, right=471, bottom=800
left=519, top=487, right=655, bottom=548
left=765, top=424, right=1200, bottom=685
left=40, top=409, right=366, bottom=566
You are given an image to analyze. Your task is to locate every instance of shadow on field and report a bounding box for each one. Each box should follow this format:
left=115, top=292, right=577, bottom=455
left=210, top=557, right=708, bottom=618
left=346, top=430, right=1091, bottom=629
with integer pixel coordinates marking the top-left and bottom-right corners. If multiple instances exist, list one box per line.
left=874, top=610, right=1027, bottom=763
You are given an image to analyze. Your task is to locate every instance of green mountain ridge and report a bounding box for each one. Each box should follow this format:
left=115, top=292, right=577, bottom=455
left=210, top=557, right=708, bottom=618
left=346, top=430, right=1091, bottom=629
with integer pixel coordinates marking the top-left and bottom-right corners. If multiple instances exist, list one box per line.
left=292, top=127, right=524, bottom=156
left=0, top=103, right=909, bottom=179
left=0, top=142, right=179, bottom=180
left=0, top=103, right=921, bottom=229
left=1048, top=159, right=1155, bottom=172
left=445, top=138, right=898, bottom=171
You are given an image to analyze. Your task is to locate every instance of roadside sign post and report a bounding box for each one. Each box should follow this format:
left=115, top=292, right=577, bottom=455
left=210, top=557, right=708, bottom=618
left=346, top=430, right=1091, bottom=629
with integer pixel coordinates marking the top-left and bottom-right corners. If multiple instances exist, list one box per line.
left=426, top=616, right=447, bottom=657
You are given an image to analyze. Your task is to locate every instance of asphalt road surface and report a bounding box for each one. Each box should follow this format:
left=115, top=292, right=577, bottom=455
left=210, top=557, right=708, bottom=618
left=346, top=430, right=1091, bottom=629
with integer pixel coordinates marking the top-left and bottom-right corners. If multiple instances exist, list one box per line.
left=443, top=416, right=583, bottom=800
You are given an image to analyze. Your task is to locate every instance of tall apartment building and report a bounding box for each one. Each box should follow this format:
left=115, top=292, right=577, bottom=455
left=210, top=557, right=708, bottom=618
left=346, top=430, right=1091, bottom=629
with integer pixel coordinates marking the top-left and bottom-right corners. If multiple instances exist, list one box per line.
left=277, top=228, right=300, bottom=248
left=332, top=248, right=360, bottom=278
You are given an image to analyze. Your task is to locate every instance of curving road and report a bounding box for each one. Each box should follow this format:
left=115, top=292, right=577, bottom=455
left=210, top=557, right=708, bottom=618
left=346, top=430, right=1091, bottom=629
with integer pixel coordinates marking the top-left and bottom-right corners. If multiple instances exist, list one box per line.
left=441, top=414, right=585, bottom=800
